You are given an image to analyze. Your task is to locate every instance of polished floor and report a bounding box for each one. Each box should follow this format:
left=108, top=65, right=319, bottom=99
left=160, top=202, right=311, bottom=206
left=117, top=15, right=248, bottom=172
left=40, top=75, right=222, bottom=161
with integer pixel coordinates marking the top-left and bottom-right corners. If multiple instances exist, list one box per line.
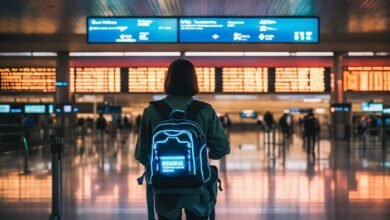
left=0, top=129, right=389, bottom=220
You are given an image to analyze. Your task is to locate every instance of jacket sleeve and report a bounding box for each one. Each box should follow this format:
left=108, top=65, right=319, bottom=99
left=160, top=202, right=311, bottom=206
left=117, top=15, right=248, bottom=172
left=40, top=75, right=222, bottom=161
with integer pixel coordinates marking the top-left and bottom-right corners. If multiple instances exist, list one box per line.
left=206, top=108, right=230, bottom=160
left=135, top=108, right=152, bottom=168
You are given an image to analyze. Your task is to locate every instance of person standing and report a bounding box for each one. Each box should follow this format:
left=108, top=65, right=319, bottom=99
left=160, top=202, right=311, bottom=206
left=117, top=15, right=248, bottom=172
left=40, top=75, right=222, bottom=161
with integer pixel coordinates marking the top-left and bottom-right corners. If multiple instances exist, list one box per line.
left=135, top=59, right=230, bottom=220
left=303, top=110, right=319, bottom=155
left=96, top=113, right=107, bottom=139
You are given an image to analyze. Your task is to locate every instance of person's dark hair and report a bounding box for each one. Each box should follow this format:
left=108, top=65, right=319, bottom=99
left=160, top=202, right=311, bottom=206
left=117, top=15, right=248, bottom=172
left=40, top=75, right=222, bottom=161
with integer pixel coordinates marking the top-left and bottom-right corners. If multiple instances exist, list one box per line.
left=164, top=59, right=199, bottom=96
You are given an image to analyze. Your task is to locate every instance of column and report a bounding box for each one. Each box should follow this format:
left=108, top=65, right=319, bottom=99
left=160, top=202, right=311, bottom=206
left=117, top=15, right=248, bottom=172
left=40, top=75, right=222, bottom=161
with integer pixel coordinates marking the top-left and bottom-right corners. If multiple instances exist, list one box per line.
left=55, top=52, right=70, bottom=104
left=332, top=52, right=345, bottom=103
left=55, top=52, right=71, bottom=134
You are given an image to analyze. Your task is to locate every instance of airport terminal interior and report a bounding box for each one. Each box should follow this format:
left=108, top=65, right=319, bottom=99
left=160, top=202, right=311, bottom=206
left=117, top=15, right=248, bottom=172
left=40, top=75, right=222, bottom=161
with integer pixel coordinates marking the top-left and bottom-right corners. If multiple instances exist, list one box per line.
left=0, top=0, right=390, bottom=220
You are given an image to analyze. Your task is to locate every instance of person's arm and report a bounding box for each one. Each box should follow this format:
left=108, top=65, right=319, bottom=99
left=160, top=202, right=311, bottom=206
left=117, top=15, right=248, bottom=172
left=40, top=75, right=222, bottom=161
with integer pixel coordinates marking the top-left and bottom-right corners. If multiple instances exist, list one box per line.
left=135, top=108, right=152, bottom=168
left=206, top=108, right=230, bottom=160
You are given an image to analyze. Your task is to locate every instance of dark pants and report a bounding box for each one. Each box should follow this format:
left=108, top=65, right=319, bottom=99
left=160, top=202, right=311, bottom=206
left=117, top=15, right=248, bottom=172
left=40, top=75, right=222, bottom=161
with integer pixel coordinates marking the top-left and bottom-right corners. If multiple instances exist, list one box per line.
left=305, top=134, right=316, bottom=153
left=158, top=211, right=208, bottom=220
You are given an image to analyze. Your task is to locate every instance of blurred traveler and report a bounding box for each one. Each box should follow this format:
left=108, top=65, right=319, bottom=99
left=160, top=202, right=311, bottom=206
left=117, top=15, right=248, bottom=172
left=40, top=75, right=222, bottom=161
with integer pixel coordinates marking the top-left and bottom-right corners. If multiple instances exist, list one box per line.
left=357, top=116, right=368, bottom=140
left=368, top=115, right=379, bottom=138
left=135, top=114, right=142, bottom=134
left=96, top=113, right=107, bottom=138
left=77, top=117, right=85, bottom=135
left=303, top=110, right=319, bottom=155
left=279, top=113, right=291, bottom=138
left=264, top=111, right=275, bottom=132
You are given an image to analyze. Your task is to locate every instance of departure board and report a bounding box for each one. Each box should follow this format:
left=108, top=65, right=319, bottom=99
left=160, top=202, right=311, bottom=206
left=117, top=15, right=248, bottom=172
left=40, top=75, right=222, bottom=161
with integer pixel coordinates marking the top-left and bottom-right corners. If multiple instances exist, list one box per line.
left=196, top=67, right=215, bottom=92
left=222, top=67, right=268, bottom=92
left=274, top=67, right=326, bottom=92
left=70, top=67, right=121, bottom=93
left=344, top=66, right=390, bottom=91
left=0, top=67, right=55, bottom=92
left=128, top=67, right=166, bottom=92
left=128, top=67, right=216, bottom=93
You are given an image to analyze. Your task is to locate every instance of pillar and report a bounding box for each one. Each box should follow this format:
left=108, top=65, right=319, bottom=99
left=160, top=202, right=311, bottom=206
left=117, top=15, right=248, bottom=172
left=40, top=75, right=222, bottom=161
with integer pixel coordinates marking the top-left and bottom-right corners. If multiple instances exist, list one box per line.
left=332, top=52, right=345, bottom=103
left=55, top=52, right=71, bottom=133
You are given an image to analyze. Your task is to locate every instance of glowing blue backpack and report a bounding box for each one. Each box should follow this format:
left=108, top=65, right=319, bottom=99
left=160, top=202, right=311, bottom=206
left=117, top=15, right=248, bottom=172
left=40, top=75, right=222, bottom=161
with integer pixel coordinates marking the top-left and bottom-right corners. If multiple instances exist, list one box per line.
left=147, top=100, right=211, bottom=189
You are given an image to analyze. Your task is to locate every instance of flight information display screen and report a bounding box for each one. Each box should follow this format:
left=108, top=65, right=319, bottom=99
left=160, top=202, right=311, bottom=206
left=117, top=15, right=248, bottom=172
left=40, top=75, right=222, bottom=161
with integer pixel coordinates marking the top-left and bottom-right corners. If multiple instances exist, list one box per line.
left=274, top=67, right=327, bottom=92
left=0, top=67, right=55, bottom=92
left=128, top=67, right=216, bottom=93
left=222, top=67, right=268, bottom=92
left=196, top=67, right=215, bottom=92
left=179, top=17, right=319, bottom=43
left=128, top=67, right=166, bottom=92
left=344, top=66, right=390, bottom=91
left=87, top=17, right=178, bottom=43
left=70, top=67, right=121, bottom=93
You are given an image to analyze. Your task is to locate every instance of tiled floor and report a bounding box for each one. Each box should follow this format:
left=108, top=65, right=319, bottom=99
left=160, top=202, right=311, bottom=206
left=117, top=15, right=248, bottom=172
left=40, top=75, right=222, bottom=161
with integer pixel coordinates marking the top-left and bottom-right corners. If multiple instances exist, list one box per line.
left=0, top=129, right=389, bottom=220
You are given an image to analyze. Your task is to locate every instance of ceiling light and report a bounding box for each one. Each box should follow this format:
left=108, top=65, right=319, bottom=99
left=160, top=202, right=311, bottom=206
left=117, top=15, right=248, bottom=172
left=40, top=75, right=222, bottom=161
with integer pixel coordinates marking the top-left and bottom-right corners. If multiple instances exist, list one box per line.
left=244, top=52, right=290, bottom=56
left=347, top=52, right=374, bottom=56
left=295, top=52, right=334, bottom=56
left=185, top=52, right=244, bottom=56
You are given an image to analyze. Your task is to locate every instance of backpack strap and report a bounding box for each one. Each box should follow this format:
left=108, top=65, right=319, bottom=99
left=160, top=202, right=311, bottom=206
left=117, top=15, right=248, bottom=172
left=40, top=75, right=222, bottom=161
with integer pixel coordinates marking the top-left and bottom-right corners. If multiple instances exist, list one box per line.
left=187, top=100, right=209, bottom=121
left=150, top=100, right=171, bottom=120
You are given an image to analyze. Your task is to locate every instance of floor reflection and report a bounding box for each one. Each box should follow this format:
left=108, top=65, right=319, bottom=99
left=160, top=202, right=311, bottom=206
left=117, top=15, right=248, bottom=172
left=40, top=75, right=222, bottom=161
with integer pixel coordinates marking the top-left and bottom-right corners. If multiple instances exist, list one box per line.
left=0, top=130, right=389, bottom=220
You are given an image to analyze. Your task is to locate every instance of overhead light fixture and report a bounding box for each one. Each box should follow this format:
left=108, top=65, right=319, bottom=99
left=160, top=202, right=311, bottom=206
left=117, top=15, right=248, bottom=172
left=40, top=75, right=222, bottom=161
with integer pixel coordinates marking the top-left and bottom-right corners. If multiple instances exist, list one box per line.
left=244, top=52, right=290, bottom=56
left=303, top=98, right=322, bottom=103
left=185, top=52, right=245, bottom=56
left=295, top=52, right=334, bottom=56
left=123, top=52, right=180, bottom=56
left=347, top=52, right=374, bottom=56
left=0, top=52, right=31, bottom=56
left=375, top=52, right=389, bottom=56
left=0, top=52, right=57, bottom=57
left=315, top=108, right=326, bottom=114
left=31, top=52, right=57, bottom=57
left=69, top=52, right=125, bottom=57
left=69, top=52, right=181, bottom=57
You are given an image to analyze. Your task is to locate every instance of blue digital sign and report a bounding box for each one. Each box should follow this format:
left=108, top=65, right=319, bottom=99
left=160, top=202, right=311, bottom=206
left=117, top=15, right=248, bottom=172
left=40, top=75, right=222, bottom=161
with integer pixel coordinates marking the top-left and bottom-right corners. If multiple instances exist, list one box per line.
left=87, top=17, right=178, bottom=43
left=24, top=105, right=46, bottom=114
left=0, top=104, right=10, bottom=113
left=362, top=102, right=383, bottom=112
left=179, top=17, right=319, bottom=43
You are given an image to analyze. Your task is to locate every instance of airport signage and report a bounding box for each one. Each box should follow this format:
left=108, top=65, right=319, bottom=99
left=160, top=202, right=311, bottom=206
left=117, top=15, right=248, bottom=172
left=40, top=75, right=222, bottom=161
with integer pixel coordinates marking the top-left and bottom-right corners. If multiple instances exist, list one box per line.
left=362, top=102, right=383, bottom=112
left=87, top=17, right=178, bottom=43
left=0, top=103, right=86, bottom=114
left=24, top=104, right=46, bottom=114
left=240, top=110, right=257, bottom=119
left=0, top=104, right=10, bottom=113
left=179, top=17, right=319, bottom=43
left=87, top=17, right=319, bottom=43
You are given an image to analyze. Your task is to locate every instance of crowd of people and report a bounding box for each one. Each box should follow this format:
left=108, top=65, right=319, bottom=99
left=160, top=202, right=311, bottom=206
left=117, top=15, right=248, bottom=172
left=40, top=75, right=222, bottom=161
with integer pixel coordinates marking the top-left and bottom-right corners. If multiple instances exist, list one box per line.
left=256, top=110, right=321, bottom=155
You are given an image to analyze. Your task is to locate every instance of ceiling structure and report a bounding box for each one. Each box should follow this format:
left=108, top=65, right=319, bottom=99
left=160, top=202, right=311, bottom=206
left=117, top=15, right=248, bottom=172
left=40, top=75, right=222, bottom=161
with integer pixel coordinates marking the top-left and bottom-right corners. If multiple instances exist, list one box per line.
left=0, top=0, right=389, bottom=51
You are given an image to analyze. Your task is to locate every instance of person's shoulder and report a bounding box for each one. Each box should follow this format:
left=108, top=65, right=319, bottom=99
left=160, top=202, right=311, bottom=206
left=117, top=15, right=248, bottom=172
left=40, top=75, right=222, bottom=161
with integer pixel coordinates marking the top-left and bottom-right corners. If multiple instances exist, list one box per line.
left=193, top=100, right=213, bottom=112
left=194, top=100, right=212, bottom=108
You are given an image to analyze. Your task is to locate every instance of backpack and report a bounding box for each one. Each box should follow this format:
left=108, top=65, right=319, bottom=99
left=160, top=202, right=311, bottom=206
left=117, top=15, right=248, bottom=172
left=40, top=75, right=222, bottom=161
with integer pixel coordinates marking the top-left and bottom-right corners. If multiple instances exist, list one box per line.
left=147, top=100, right=211, bottom=189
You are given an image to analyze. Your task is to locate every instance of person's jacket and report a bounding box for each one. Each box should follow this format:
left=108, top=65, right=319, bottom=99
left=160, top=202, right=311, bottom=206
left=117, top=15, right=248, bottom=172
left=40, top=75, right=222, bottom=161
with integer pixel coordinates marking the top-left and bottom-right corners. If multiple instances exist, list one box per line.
left=135, top=95, right=230, bottom=168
